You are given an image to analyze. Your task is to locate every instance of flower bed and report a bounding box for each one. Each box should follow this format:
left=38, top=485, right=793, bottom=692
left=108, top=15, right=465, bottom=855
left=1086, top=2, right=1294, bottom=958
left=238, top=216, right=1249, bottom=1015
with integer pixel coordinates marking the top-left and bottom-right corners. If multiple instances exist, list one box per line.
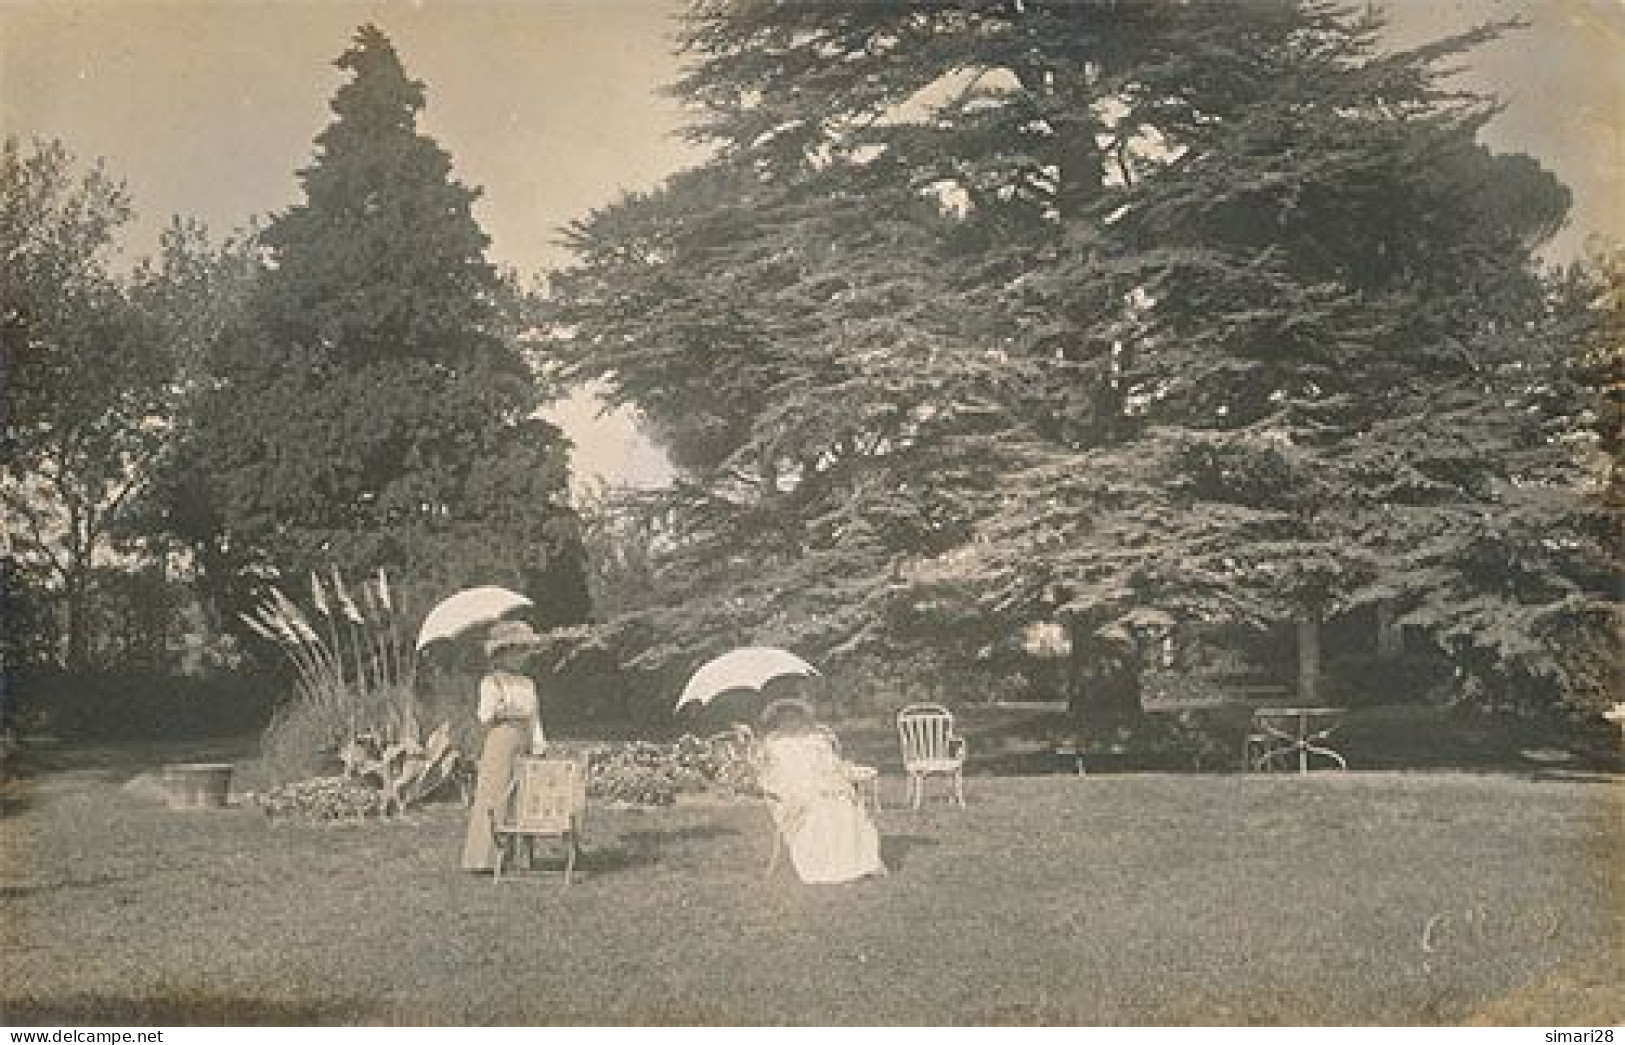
left=581, top=733, right=758, bottom=808
left=255, top=775, right=389, bottom=820
left=252, top=733, right=761, bottom=819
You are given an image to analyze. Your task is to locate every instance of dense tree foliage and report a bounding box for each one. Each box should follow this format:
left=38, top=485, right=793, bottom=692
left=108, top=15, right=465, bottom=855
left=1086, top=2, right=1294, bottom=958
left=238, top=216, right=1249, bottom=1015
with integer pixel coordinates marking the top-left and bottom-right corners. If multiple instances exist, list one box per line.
left=554, top=0, right=1612, bottom=712
left=167, top=26, right=588, bottom=624
left=2, top=137, right=164, bottom=669
left=1, top=140, right=272, bottom=671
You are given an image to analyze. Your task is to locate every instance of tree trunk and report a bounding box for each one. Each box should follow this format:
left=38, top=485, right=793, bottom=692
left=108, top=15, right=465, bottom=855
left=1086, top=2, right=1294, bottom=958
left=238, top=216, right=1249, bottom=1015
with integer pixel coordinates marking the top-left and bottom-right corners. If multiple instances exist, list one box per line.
left=1376, top=600, right=1404, bottom=659
left=62, top=571, right=91, bottom=672
left=1296, top=612, right=1321, bottom=705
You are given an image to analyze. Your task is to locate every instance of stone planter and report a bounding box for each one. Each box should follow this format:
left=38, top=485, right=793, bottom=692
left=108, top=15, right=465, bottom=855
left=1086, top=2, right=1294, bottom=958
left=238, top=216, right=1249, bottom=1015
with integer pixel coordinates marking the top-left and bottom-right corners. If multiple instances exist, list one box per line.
left=160, top=763, right=234, bottom=810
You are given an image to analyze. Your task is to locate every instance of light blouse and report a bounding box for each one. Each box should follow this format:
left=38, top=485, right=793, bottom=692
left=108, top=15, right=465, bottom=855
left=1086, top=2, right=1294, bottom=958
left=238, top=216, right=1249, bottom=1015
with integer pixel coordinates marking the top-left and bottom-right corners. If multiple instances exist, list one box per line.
left=476, top=671, right=544, bottom=750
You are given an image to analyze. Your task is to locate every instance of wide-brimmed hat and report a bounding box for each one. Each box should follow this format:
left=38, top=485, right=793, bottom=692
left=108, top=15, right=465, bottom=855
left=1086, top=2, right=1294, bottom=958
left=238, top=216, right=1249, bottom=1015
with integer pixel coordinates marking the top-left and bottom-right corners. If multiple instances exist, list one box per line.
left=484, top=619, right=542, bottom=658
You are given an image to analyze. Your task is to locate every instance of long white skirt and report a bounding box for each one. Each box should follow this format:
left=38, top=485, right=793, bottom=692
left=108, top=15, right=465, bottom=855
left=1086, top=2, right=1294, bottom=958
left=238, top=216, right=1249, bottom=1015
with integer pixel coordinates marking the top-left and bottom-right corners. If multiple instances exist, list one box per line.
left=761, top=735, right=885, bottom=884
left=782, top=793, right=884, bottom=884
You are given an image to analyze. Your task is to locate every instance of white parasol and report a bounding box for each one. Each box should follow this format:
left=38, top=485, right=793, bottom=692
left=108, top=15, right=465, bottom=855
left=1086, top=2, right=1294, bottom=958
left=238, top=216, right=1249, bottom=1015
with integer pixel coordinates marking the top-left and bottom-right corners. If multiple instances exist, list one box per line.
left=675, top=647, right=821, bottom=712
left=415, top=586, right=534, bottom=651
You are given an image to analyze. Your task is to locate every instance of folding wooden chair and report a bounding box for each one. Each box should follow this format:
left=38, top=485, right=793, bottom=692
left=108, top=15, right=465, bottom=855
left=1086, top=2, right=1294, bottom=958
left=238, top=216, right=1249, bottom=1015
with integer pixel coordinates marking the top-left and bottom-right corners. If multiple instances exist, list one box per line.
left=489, top=756, right=587, bottom=884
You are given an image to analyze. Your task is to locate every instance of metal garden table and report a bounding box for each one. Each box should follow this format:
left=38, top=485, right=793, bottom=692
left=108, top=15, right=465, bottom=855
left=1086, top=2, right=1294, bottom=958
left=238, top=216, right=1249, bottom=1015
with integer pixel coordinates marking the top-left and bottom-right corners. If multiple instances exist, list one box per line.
left=1249, top=707, right=1348, bottom=773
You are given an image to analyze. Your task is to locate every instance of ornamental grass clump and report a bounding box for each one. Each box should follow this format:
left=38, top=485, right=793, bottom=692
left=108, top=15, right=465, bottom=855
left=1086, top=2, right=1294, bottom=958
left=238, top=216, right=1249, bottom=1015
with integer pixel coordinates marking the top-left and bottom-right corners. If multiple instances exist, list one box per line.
left=247, top=567, right=462, bottom=816
left=243, top=567, right=412, bottom=737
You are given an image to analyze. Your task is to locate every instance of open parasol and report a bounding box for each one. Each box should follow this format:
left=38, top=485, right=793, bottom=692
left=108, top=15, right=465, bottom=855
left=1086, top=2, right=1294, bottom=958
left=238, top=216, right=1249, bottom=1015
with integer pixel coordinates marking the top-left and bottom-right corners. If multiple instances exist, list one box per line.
left=415, top=586, right=534, bottom=651
left=674, top=647, right=821, bottom=713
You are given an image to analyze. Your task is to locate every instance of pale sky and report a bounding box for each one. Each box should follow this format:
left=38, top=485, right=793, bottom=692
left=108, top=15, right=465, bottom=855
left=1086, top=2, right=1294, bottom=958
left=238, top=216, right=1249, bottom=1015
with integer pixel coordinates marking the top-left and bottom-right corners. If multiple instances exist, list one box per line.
left=3, top=0, right=1620, bottom=489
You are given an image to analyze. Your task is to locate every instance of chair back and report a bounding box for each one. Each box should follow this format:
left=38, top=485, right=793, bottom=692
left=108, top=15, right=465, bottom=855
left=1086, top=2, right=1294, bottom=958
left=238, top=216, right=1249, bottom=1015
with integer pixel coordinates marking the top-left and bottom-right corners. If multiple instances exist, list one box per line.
left=896, top=703, right=959, bottom=767
left=505, top=756, right=586, bottom=833
left=760, top=697, right=817, bottom=731
left=812, top=724, right=843, bottom=758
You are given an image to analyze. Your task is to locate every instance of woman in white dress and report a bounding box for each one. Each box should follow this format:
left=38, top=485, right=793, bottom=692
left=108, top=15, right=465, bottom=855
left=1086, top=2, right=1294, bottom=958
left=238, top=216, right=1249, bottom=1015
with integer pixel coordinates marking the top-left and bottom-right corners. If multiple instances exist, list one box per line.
left=757, top=702, right=884, bottom=884
left=461, top=621, right=546, bottom=872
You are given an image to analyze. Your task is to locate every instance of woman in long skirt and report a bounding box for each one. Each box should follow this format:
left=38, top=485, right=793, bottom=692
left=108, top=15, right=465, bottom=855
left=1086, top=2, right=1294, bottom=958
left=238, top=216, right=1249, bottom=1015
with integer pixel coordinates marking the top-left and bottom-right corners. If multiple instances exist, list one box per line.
left=461, top=623, right=545, bottom=872
left=757, top=702, right=884, bottom=884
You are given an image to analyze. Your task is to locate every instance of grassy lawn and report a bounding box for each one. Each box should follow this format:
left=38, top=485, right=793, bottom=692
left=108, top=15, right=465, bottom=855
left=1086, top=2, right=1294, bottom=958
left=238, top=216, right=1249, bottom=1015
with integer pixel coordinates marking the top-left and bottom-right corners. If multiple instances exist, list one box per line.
left=1, top=739, right=1619, bottom=1026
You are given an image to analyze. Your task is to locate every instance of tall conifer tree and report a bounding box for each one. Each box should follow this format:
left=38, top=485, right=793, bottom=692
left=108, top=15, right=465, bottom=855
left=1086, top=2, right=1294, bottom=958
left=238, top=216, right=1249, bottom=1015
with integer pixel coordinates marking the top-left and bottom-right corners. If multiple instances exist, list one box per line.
left=173, top=26, right=586, bottom=622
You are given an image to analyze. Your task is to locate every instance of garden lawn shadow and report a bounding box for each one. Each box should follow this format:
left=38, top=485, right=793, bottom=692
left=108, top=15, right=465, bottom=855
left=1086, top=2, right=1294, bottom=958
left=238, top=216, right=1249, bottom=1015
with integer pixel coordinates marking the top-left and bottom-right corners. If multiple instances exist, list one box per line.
left=575, top=823, right=744, bottom=879
left=878, top=833, right=939, bottom=873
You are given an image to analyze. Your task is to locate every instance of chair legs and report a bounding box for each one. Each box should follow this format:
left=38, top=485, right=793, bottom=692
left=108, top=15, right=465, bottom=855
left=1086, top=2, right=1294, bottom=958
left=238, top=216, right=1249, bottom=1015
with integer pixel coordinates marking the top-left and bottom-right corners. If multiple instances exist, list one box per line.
left=765, top=805, right=792, bottom=878
left=491, top=834, right=509, bottom=884
left=490, top=831, right=580, bottom=884
left=563, top=831, right=579, bottom=886
left=1245, top=733, right=1289, bottom=772
left=1244, top=732, right=1270, bottom=771
left=906, top=771, right=965, bottom=809
left=909, top=772, right=926, bottom=810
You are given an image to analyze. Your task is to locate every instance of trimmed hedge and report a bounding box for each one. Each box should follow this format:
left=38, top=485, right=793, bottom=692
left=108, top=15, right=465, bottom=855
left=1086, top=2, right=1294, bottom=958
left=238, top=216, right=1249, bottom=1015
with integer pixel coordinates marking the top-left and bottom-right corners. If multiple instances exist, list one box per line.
left=5, top=669, right=279, bottom=741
